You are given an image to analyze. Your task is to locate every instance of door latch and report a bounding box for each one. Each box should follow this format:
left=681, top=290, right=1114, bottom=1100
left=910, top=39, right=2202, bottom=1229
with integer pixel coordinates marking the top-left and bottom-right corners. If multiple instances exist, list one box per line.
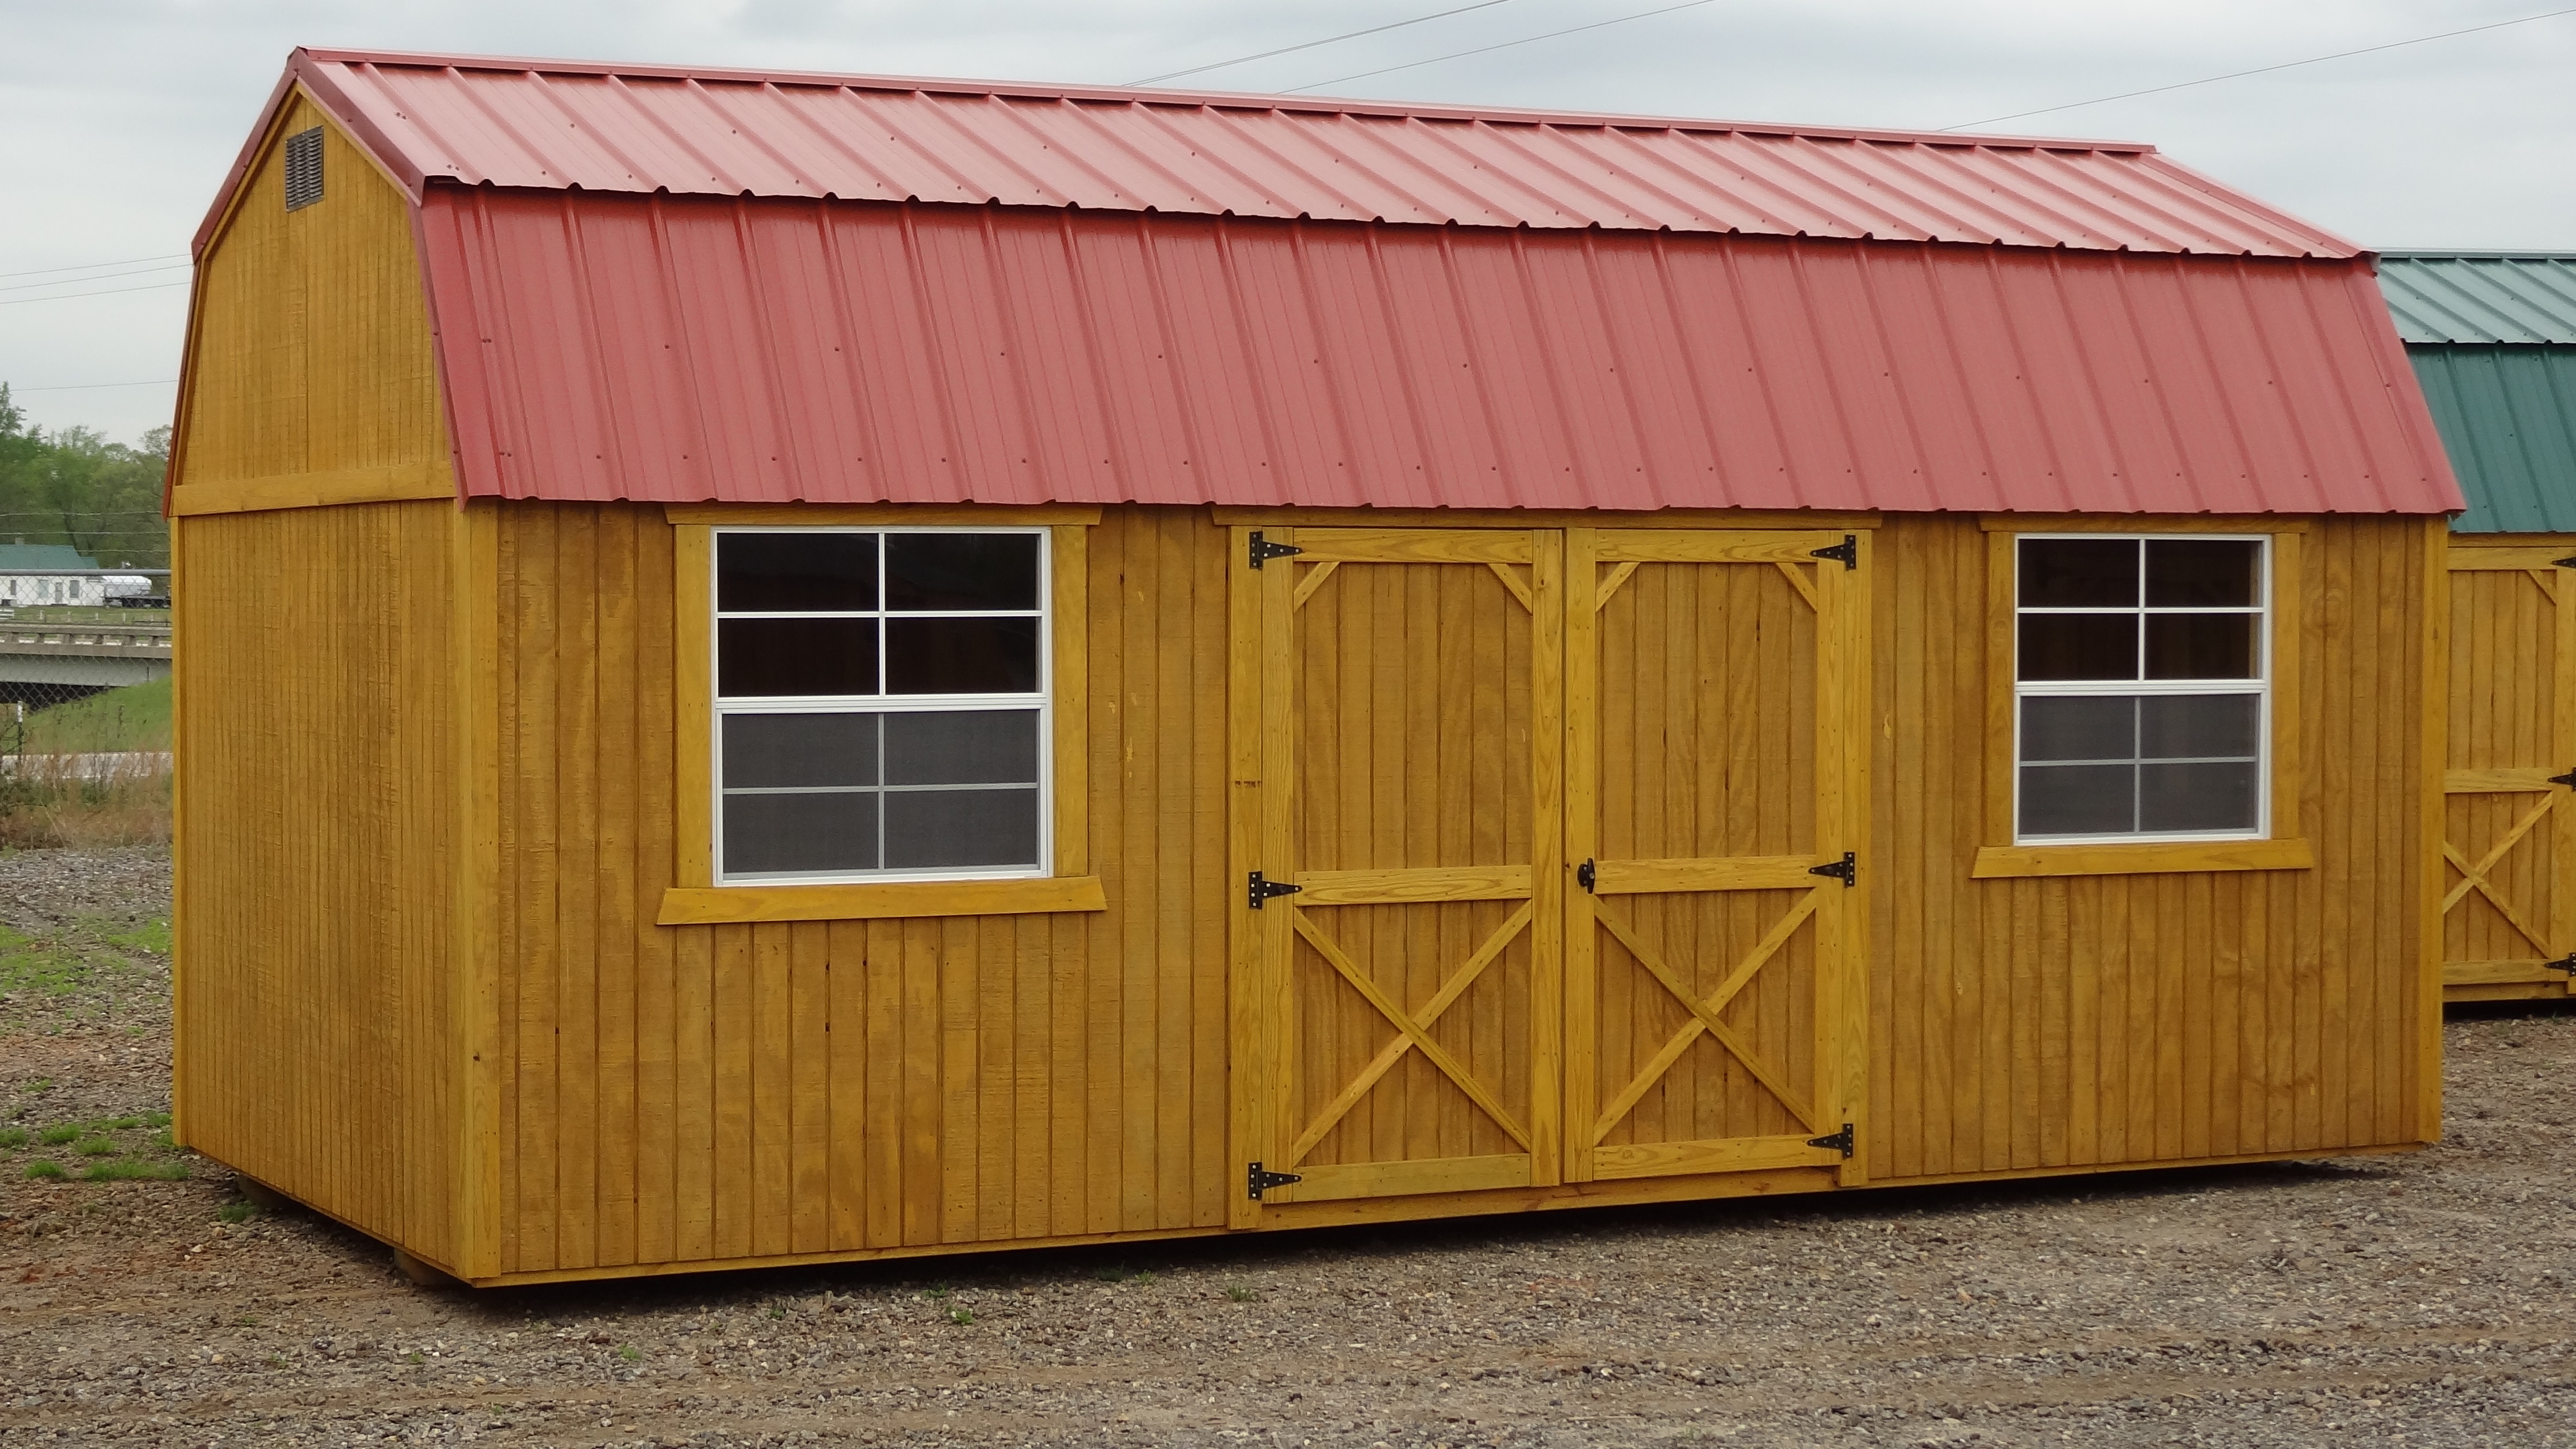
left=1575, top=858, right=1596, bottom=893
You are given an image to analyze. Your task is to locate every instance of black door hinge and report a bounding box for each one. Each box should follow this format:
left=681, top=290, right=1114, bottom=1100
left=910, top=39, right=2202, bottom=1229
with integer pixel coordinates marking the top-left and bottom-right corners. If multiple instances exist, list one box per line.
left=1249, top=531, right=1303, bottom=569
left=2556, top=557, right=2576, bottom=569
left=2552, top=769, right=2576, bottom=788
left=1247, top=870, right=1302, bottom=909
left=1247, top=1162, right=1303, bottom=1199
left=1575, top=858, right=1597, bottom=893
left=2546, top=955, right=2576, bottom=976
left=1806, top=1123, right=1855, bottom=1157
left=1810, top=851, right=1857, bottom=887
left=1811, top=534, right=1858, bottom=570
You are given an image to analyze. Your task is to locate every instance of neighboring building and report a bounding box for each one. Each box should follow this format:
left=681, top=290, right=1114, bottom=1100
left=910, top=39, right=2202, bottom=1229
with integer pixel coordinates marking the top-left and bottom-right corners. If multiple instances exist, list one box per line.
left=2381, top=253, right=2576, bottom=1002
left=0, top=543, right=106, bottom=607
left=170, top=49, right=2460, bottom=1287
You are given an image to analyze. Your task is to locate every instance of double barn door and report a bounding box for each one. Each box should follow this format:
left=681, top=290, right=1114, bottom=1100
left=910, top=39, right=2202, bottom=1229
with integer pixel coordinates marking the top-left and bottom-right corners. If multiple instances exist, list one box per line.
left=1229, top=525, right=1868, bottom=1221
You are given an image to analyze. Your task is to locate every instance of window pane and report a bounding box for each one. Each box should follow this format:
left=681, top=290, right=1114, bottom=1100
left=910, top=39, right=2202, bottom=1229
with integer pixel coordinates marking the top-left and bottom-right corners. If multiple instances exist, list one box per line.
left=2138, top=761, right=2260, bottom=833
left=2023, top=696, right=2135, bottom=762
left=884, top=709, right=1040, bottom=785
left=718, top=618, right=879, bottom=697
left=2019, top=538, right=2138, bottom=608
left=2146, top=539, right=2258, bottom=607
left=2144, top=613, right=2254, bottom=679
left=886, top=617, right=1040, bottom=694
left=718, top=532, right=877, bottom=612
left=2018, top=614, right=2137, bottom=680
left=723, top=791, right=880, bottom=875
left=886, top=533, right=1041, bottom=612
left=884, top=788, right=1041, bottom=869
left=2020, top=763, right=2134, bottom=836
left=722, top=712, right=880, bottom=789
left=2139, top=694, right=2260, bottom=760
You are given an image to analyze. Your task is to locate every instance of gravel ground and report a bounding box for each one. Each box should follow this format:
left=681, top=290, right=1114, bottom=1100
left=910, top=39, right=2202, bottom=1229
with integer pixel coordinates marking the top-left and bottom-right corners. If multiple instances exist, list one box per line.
left=3, top=846, right=2573, bottom=1447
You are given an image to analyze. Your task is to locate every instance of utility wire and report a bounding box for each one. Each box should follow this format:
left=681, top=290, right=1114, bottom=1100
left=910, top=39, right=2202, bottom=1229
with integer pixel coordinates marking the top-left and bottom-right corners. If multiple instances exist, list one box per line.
left=0, top=253, right=187, bottom=281
left=7, top=381, right=180, bottom=392
left=1944, top=4, right=2576, bottom=130
left=1285, top=0, right=1721, bottom=93
left=1127, top=1, right=1520, bottom=86
left=0, top=263, right=191, bottom=296
left=0, top=281, right=190, bottom=307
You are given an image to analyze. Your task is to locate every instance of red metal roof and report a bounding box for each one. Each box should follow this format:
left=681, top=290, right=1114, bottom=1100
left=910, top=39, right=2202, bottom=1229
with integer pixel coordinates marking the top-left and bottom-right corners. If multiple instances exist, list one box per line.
left=416, top=188, right=2457, bottom=515
left=198, top=48, right=2359, bottom=259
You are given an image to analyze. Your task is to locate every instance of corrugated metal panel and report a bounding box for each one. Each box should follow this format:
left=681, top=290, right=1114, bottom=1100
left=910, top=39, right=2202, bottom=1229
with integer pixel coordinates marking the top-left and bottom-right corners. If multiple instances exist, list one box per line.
left=2408, top=344, right=2576, bottom=532
left=2379, top=255, right=2576, bottom=344
left=415, top=189, right=2457, bottom=516
left=205, top=48, right=2356, bottom=259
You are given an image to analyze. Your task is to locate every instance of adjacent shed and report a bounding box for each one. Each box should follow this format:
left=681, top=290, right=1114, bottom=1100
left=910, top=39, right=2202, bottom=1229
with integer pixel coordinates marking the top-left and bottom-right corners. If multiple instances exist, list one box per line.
left=169, top=49, right=2461, bottom=1286
left=2381, top=253, right=2576, bottom=1001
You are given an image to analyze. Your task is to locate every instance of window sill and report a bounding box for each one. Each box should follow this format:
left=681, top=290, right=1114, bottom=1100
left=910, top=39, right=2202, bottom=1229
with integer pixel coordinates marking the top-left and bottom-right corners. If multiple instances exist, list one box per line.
left=1971, top=838, right=2314, bottom=879
left=656, top=876, right=1107, bottom=925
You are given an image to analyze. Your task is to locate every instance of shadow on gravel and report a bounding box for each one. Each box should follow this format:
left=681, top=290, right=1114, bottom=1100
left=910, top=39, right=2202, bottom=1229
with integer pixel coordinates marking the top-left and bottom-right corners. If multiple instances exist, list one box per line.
left=365, top=1152, right=2411, bottom=1325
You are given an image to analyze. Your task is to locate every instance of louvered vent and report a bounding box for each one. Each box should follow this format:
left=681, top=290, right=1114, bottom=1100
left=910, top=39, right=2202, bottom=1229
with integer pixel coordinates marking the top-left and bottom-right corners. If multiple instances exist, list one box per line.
left=283, top=127, right=324, bottom=211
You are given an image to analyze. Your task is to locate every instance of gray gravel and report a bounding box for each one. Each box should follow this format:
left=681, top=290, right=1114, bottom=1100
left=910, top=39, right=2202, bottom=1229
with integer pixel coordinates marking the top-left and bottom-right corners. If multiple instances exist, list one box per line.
left=2, top=846, right=2572, bottom=1447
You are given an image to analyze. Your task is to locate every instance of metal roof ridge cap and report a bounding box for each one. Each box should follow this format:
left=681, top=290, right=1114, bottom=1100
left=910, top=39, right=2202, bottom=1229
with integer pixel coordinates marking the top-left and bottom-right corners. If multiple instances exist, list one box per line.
left=284, top=47, right=2163, bottom=152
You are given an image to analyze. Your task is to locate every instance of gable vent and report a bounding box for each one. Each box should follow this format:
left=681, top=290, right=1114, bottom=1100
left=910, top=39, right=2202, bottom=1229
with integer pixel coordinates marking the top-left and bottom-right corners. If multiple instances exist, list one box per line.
left=283, top=126, right=324, bottom=211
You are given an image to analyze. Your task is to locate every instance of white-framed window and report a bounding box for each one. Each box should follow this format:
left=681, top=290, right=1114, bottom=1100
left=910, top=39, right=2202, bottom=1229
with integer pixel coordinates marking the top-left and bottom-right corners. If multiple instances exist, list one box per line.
left=712, top=526, right=1050, bottom=883
left=2014, top=534, right=2268, bottom=844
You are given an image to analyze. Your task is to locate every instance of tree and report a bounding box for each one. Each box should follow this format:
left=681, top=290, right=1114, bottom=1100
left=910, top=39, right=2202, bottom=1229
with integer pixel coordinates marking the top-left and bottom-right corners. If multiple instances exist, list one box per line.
left=0, top=384, right=170, bottom=570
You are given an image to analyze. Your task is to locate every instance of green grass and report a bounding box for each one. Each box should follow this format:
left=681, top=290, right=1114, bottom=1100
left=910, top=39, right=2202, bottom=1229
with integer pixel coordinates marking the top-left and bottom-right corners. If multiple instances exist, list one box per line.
left=217, top=1201, right=258, bottom=1224
left=24, top=1159, right=63, bottom=1180
left=12, top=676, right=169, bottom=754
left=0, top=1128, right=22, bottom=1150
left=0, top=928, right=92, bottom=998
left=80, top=1158, right=187, bottom=1181
left=74, top=1137, right=117, bottom=1157
left=37, top=1124, right=77, bottom=1146
left=100, top=921, right=171, bottom=956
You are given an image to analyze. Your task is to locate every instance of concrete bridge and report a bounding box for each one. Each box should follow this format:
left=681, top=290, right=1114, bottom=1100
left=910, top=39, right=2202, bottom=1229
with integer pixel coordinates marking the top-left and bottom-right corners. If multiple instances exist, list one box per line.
left=0, top=617, right=172, bottom=698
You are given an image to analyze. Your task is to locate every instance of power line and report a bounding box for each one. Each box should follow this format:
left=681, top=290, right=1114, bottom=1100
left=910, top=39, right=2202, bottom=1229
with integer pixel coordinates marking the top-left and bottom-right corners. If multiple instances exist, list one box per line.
left=1943, top=4, right=2576, bottom=130
left=0, top=253, right=187, bottom=282
left=0, top=263, right=190, bottom=296
left=1285, top=0, right=1721, bottom=93
left=7, top=381, right=180, bottom=392
left=0, top=281, right=190, bottom=307
left=1126, top=1, right=1519, bottom=86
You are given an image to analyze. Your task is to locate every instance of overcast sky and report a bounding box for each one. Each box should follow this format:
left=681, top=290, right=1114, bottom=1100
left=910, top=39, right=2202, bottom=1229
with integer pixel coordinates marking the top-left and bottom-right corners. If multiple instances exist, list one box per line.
left=4, top=0, right=2572, bottom=447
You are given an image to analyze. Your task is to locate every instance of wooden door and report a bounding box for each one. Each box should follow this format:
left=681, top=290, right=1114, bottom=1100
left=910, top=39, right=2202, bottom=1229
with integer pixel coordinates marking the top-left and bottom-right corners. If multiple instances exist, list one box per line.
left=2442, top=542, right=2576, bottom=995
left=1564, top=529, right=1869, bottom=1185
left=1233, top=528, right=1564, bottom=1214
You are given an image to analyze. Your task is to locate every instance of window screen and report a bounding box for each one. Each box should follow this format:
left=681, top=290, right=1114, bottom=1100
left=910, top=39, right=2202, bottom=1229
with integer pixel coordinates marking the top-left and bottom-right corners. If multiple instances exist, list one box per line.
left=713, top=529, right=1046, bottom=881
left=2015, top=536, right=2266, bottom=842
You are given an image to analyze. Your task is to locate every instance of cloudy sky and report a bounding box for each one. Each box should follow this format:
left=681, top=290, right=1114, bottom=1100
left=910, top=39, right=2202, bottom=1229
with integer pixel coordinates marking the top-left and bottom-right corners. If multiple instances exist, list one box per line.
left=4, top=0, right=2572, bottom=447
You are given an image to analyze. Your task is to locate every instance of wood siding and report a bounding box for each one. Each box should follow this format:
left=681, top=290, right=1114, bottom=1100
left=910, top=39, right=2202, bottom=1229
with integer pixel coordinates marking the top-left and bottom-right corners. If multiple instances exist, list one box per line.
left=490, top=504, right=1230, bottom=1276
left=1867, top=514, right=2438, bottom=1182
left=172, top=500, right=466, bottom=1265
left=174, top=89, right=451, bottom=497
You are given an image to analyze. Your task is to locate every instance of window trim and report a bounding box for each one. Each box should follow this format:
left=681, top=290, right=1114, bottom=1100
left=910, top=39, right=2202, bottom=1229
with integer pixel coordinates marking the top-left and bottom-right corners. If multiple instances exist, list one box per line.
left=659, top=503, right=1104, bottom=924
left=1973, top=517, right=2313, bottom=879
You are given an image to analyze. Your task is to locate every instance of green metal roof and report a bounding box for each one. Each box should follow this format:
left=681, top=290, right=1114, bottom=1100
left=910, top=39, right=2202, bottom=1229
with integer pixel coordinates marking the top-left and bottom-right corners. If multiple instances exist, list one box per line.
left=2407, top=346, right=2576, bottom=533
left=2379, top=254, right=2576, bottom=344
left=0, top=543, right=102, bottom=571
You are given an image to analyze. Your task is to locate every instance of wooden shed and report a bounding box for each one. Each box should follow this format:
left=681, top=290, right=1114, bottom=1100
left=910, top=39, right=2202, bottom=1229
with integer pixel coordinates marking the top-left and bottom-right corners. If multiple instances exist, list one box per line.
left=2381, top=253, right=2576, bottom=1002
left=169, top=50, right=2464, bottom=1286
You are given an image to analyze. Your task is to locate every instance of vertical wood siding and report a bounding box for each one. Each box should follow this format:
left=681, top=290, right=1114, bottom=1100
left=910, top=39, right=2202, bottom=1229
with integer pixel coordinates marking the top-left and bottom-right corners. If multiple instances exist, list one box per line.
left=176, top=92, right=448, bottom=490
left=173, top=501, right=463, bottom=1263
left=493, top=504, right=1230, bottom=1273
left=1867, top=514, right=2432, bottom=1182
